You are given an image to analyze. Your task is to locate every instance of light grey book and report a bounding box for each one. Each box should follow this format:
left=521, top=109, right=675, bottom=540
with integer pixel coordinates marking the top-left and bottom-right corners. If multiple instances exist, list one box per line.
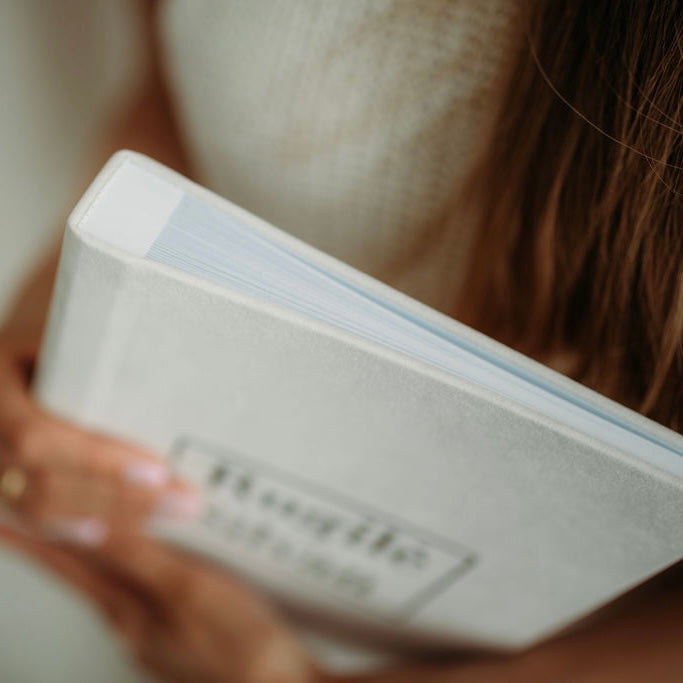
left=35, top=151, right=683, bottom=667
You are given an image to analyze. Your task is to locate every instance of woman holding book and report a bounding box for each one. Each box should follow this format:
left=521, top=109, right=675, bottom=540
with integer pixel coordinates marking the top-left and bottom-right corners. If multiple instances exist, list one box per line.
left=0, top=1, right=681, bottom=681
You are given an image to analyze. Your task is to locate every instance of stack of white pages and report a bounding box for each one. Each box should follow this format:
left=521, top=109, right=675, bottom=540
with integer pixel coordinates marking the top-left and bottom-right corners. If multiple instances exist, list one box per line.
left=35, top=151, right=683, bottom=665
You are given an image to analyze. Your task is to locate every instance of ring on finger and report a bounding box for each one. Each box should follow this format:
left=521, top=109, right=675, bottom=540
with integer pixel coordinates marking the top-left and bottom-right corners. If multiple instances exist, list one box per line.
left=0, top=466, right=28, bottom=503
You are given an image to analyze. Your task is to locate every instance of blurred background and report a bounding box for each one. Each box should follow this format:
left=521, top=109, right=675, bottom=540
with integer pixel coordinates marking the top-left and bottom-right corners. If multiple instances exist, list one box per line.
left=0, top=2, right=148, bottom=680
left=0, top=0, right=142, bottom=317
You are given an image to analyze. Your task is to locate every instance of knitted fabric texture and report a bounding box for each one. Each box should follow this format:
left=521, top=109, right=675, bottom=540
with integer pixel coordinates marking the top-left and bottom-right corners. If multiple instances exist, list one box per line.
left=159, top=0, right=520, bottom=309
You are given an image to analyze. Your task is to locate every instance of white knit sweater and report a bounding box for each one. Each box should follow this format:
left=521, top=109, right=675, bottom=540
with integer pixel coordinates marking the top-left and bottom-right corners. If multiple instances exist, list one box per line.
left=159, top=0, right=520, bottom=310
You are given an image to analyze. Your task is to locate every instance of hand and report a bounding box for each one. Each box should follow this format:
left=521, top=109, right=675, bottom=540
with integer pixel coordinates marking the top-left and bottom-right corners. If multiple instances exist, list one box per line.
left=2, top=524, right=325, bottom=683
left=3, top=521, right=682, bottom=683
left=92, top=536, right=324, bottom=683
left=0, top=340, right=199, bottom=544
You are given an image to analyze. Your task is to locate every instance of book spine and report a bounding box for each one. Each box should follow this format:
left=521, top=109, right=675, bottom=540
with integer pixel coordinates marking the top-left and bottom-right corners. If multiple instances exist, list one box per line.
left=33, top=229, right=126, bottom=426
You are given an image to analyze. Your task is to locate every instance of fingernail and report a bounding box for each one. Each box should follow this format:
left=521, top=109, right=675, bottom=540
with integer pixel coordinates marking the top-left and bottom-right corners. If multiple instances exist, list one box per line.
left=125, top=462, right=169, bottom=488
left=48, top=518, right=108, bottom=547
left=156, top=492, right=204, bottom=520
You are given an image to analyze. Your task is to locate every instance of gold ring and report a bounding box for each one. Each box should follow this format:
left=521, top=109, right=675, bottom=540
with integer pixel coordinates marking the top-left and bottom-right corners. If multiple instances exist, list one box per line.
left=0, top=466, right=28, bottom=503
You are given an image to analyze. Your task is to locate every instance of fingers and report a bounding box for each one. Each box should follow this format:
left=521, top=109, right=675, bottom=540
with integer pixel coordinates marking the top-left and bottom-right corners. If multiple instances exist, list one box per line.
left=0, top=525, right=141, bottom=621
left=0, top=522, right=160, bottom=667
left=97, top=537, right=222, bottom=604
left=14, top=467, right=162, bottom=529
left=97, top=536, right=278, bottom=625
left=0, top=345, right=201, bottom=542
left=95, top=536, right=317, bottom=683
left=0, top=414, right=199, bottom=536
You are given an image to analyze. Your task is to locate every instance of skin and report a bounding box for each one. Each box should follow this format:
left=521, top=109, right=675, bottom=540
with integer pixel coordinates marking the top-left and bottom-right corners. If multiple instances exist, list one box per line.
left=0, top=8, right=681, bottom=681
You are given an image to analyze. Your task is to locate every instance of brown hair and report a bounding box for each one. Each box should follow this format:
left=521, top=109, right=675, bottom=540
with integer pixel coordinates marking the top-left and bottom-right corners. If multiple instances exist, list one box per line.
left=458, top=1, right=683, bottom=431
